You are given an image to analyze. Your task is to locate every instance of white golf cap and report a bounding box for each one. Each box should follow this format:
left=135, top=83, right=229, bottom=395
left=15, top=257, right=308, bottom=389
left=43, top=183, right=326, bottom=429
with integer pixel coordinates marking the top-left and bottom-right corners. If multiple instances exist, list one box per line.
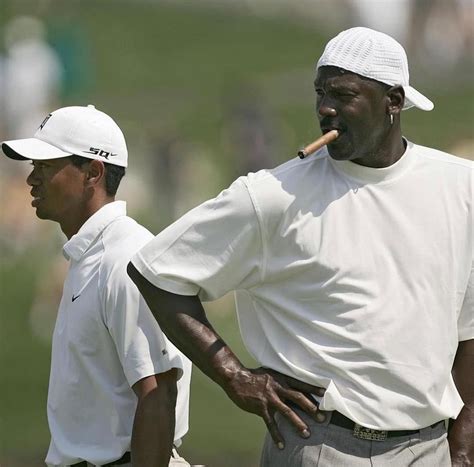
left=2, top=105, right=128, bottom=167
left=317, top=27, right=434, bottom=111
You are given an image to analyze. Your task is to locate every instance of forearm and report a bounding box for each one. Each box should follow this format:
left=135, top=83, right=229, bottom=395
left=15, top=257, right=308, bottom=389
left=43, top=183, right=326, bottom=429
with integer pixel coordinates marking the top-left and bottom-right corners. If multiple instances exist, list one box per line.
left=127, top=263, right=246, bottom=392
left=131, top=372, right=177, bottom=467
left=449, top=404, right=474, bottom=465
left=168, top=305, right=248, bottom=389
left=449, top=339, right=474, bottom=465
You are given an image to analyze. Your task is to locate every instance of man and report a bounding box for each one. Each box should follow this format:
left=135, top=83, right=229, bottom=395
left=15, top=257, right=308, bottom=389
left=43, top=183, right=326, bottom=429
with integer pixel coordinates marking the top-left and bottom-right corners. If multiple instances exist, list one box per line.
left=1, top=105, right=192, bottom=467
left=128, top=27, right=473, bottom=466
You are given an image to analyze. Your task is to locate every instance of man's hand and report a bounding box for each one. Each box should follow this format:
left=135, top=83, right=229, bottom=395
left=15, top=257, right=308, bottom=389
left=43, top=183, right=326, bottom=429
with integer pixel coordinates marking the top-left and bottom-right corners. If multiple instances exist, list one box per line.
left=223, top=367, right=326, bottom=449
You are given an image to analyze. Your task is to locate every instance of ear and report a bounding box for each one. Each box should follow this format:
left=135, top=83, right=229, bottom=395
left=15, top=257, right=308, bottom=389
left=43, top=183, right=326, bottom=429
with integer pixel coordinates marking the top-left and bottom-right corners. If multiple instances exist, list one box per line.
left=84, top=159, right=106, bottom=188
left=386, top=85, right=404, bottom=116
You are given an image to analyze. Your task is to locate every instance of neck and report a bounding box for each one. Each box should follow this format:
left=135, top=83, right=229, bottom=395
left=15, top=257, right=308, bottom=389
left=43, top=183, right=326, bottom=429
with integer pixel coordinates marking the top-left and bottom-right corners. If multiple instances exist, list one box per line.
left=352, top=125, right=405, bottom=168
left=61, top=196, right=115, bottom=239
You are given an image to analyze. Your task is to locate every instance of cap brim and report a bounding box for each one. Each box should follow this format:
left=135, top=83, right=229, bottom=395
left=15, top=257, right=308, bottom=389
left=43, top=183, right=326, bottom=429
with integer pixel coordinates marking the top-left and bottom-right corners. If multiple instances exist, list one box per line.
left=2, top=138, right=73, bottom=161
left=403, top=86, right=434, bottom=111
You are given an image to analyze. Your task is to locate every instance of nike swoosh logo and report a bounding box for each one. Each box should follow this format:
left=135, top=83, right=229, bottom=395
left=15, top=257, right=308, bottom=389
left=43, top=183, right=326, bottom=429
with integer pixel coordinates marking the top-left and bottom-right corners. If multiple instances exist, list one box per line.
left=72, top=294, right=81, bottom=302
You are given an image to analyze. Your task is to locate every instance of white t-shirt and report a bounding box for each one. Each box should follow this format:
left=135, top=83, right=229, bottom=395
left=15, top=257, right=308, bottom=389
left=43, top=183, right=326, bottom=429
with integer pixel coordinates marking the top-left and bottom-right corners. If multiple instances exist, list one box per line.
left=46, top=201, right=192, bottom=467
left=132, top=141, right=473, bottom=431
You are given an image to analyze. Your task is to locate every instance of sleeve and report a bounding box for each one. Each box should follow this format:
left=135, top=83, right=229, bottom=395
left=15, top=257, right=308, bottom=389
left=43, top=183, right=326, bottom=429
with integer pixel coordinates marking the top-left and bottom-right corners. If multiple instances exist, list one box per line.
left=131, top=178, right=264, bottom=301
left=103, top=262, right=188, bottom=387
left=458, top=261, right=474, bottom=342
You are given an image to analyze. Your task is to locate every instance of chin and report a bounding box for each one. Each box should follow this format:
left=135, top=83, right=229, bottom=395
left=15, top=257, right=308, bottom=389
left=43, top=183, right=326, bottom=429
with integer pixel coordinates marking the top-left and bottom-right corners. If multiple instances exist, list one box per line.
left=34, top=208, right=51, bottom=221
left=327, top=149, right=353, bottom=161
left=326, top=139, right=355, bottom=161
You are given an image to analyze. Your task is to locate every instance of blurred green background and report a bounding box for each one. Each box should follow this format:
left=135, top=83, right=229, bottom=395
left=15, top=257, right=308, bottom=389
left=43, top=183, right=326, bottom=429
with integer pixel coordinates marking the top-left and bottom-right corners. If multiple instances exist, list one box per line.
left=0, top=1, right=472, bottom=466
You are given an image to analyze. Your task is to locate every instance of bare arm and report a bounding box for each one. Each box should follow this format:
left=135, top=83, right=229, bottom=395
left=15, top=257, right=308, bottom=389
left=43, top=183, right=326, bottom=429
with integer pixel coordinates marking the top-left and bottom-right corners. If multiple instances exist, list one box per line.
left=449, top=339, right=474, bottom=466
left=131, top=370, right=178, bottom=467
left=127, top=263, right=325, bottom=449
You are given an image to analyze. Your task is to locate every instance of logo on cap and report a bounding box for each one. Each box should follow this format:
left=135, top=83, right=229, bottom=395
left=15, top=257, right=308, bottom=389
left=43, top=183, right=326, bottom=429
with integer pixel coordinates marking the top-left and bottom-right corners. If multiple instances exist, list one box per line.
left=39, top=114, right=52, bottom=131
left=83, top=147, right=117, bottom=160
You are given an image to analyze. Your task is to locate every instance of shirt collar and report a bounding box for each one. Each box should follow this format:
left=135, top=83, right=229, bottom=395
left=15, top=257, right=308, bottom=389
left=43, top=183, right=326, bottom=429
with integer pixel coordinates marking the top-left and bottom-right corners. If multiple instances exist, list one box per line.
left=328, top=139, right=415, bottom=184
left=63, top=201, right=127, bottom=261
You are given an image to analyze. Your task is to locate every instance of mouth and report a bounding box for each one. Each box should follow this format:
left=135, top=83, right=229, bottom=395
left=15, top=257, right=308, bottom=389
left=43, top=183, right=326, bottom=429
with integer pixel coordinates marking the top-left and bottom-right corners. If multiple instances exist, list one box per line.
left=321, top=126, right=343, bottom=135
left=321, top=127, right=344, bottom=146
left=31, top=192, right=43, bottom=207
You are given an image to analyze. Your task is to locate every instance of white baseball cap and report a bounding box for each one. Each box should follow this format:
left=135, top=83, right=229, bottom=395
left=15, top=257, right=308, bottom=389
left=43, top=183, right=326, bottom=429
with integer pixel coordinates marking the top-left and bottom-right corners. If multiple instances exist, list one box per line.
left=317, top=27, right=434, bottom=111
left=2, top=105, right=128, bottom=167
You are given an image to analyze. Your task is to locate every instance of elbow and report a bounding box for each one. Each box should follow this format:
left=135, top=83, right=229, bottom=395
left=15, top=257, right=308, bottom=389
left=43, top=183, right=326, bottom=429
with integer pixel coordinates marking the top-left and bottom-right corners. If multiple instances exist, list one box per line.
left=149, top=373, right=178, bottom=411
left=135, top=370, right=179, bottom=409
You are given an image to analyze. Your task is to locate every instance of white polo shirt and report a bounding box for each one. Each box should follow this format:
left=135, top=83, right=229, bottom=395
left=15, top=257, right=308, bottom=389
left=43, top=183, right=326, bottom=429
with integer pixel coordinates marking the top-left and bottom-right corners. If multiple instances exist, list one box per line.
left=46, top=201, right=192, bottom=467
left=132, top=141, right=473, bottom=431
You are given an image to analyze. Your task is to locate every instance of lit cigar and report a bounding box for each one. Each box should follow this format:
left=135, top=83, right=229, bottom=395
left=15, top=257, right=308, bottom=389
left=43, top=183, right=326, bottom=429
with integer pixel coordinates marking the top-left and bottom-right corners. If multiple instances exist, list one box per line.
left=298, top=129, right=339, bottom=159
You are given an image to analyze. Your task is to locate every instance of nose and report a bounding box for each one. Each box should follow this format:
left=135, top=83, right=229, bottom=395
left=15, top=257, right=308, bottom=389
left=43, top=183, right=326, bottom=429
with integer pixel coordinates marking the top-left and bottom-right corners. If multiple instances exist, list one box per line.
left=317, top=96, right=337, bottom=118
left=27, top=166, right=40, bottom=186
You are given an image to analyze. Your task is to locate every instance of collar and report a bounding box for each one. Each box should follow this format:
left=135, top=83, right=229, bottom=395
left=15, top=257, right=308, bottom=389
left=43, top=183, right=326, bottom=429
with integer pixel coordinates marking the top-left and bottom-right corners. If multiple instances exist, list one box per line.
left=328, top=139, right=416, bottom=184
left=63, top=201, right=126, bottom=261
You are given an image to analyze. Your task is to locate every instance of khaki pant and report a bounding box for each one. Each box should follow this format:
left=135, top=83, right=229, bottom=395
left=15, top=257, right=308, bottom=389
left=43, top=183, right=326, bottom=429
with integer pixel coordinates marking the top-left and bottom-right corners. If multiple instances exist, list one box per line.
left=260, top=409, right=450, bottom=467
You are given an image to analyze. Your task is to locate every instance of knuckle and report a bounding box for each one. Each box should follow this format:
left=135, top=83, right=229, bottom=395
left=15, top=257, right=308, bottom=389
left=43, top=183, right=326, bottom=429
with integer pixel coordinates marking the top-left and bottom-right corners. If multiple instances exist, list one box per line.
left=266, top=418, right=276, bottom=428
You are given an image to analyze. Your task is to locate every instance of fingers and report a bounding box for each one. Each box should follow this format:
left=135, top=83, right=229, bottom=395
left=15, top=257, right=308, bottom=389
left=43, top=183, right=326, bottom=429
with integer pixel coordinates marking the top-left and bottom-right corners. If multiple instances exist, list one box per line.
left=234, top=368, right=328, bottom=449
left=282, top=388, right=328, bottom=423
left=262, top=410, right=285, bottom=450
left=266, top=370, right=327, bottom=422
left=313, top=386, right=326, bottom=398
left=263, top=402, right=311, bottom=450
left=275, top=399, right=312, bottom=437
left=280, top=373, right=326, bottom=397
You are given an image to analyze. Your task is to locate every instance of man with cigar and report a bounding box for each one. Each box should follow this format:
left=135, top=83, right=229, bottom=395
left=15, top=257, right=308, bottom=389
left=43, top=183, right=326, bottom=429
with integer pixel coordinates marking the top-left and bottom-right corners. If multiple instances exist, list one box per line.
left=1, top=105, right=192, bottom=467
left=128, top=27, right=473, bottom=466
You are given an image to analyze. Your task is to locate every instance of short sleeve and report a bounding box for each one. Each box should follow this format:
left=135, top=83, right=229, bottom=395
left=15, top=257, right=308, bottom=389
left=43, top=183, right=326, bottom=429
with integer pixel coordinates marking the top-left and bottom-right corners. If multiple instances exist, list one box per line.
left=103, top=265, right=188, bottom=387
left=458, top=261, right=474, bottom=342
left=131, top=178, right=264, bottom=301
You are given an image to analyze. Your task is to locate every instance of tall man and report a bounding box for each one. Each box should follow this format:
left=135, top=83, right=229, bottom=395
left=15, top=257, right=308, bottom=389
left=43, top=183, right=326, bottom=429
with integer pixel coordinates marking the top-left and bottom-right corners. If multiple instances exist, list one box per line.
left=2, top=105, right=192, bottom=467
left=128, top=27, right=473, bottom=466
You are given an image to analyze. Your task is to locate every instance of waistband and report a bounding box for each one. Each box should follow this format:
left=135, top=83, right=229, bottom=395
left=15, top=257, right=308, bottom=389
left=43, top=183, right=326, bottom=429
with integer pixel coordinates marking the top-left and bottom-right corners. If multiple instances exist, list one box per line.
left=330, top=411, right=444, bottom=440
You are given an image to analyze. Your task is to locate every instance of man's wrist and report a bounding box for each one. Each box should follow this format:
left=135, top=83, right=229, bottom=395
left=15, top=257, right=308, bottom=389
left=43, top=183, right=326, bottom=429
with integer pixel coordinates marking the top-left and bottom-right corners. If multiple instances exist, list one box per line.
left=218, top=361, right=249, bottom=394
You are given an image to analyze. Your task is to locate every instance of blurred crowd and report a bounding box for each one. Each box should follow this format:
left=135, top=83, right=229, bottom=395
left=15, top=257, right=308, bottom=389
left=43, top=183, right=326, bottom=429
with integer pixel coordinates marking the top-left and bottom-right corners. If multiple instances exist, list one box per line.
left=191, top=0, right=473, bottom=77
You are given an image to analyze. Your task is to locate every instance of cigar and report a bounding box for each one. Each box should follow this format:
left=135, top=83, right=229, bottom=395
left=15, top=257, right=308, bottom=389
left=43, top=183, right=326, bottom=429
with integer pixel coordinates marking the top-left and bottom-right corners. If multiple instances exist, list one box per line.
left=298, top=130, right=339, bottom=159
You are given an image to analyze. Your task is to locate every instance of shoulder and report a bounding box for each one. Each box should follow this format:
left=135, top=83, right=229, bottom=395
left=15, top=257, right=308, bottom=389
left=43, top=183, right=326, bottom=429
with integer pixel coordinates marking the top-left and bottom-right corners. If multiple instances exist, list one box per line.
left=412, top=143, right=473, bottom=172
left=242, top=150, right=331, bottom=211
left=245, top=150, right=329, bottom=186
left=100, top=216, right=154, bottom=278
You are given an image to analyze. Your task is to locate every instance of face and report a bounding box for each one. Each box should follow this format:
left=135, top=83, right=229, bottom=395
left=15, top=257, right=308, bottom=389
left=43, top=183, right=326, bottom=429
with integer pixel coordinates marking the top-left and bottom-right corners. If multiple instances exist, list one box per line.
left=314, top=66, right=391, bottom=164
left=26, top=157, right=88, bottom=229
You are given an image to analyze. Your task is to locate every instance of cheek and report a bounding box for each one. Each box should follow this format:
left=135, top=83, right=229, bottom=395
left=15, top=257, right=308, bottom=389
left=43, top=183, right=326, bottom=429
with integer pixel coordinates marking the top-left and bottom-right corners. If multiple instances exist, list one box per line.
left=49, top=171, right=85, bottom=204
left=348, top=108, right=380, bottom=137
left=59, top=181, right=85, bottom=204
